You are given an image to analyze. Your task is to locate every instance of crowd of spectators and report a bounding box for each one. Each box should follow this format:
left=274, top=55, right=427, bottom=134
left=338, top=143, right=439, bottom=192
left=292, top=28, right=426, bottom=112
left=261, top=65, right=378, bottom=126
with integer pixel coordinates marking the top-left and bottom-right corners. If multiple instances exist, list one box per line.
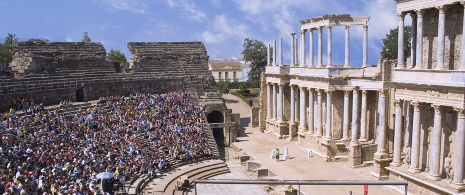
left=0, top=91, right=212, bottom=194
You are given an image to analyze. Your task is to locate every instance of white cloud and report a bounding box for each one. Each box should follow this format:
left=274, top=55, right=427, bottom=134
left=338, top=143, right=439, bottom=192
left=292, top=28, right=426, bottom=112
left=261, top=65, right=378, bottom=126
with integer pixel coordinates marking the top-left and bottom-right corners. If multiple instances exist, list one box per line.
left=65, top=37, right=73, bottom=42
left=200, top=14, right=250, bottom=43
left=92, top=0, right=148, bottom=14
left=165, top=0, right=206, bottom=22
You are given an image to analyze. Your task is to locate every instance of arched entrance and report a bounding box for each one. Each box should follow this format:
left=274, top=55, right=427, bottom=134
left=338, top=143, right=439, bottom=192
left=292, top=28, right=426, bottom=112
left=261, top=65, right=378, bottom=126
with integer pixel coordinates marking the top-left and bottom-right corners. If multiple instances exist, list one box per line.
left=113, top=62, right=121, bottom=73
left=207, top=111, right=224, bottom=146
left=76, top=89, right=85, bottom=102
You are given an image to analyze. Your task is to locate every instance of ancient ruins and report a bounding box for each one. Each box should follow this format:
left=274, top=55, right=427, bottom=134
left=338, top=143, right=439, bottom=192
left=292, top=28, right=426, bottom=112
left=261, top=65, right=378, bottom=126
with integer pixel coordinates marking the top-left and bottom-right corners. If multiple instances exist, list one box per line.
left=259, top=1, right=465, bottom=194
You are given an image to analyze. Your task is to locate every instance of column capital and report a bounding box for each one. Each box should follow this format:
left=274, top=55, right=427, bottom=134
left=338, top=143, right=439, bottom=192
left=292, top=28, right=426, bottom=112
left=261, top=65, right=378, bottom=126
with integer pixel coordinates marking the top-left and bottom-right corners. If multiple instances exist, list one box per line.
left=410, top=12, right=417, bottom=20
left=378, top=89, right=386, bottom=97
left=300, top=29, right=307, bottom=35
left=436, top=5, right=446, bottom=14
left=317, top=26, right=323, bottom=33
left=432, top=105, right=445, bottom=114
left=289, top=84, right=295, bottom=89
left=415, top=9, right=425, bottom=18
left=291, top=32, right=296, bottom=37
left=324, top=89, right=333, bottom=95
left=326, top=25, right=333, bottom=30
left=352, top=86, right=359, bottom=93
left=394, top=99, right=402, bottom=107
left=363, top=24, right=368, bottom=31
left=317, top=89, right=322, bottom=95
left=397, top=12, right=406, bottom=20
left=455, top=108, right=465, bottom=118
left=411, top=101, right=424, bottom=111
left=361, top=90, right=367, bottom=97
left=345, top=25, right=350, bottom=30
left=307, top=88, right=313, bottom=92
left=344, top=90, right=351, bottom=96
left=298, top=86, right=306, bottom=90
left=308, top=28, right=314, bottom=33
left=278, top=83, right=285, bottom=88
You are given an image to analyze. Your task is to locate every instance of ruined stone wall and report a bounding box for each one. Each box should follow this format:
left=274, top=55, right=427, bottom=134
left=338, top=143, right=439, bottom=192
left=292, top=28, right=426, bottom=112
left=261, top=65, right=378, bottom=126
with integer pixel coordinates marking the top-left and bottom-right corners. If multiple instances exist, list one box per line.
left=259, top=73, right=267, bottom=132
left=332, top=90, right=344, bottom=139
left=9, top=42, right=113, bottom=74
left=422, top=4, right=463, bottom=70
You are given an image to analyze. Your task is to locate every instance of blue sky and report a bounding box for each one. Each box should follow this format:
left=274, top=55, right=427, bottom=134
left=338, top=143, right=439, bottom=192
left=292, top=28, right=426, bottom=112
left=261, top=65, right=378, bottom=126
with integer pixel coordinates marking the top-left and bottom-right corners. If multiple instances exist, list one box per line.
left=0, top=0, right=399, bottom=67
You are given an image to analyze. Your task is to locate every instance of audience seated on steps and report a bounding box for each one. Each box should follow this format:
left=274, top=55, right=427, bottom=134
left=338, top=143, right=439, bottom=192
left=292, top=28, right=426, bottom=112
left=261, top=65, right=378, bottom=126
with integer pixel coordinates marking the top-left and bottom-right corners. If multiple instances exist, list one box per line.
left=0, top=91, right=213, bottom=194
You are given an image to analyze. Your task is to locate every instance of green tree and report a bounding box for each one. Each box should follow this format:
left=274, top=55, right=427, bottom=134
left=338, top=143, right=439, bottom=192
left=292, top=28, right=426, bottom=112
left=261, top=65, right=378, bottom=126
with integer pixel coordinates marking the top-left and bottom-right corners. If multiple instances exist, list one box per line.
left=82, top=32, right=91, bottom=43
left=380, top=26, right=411, bottom=61
left=0, top=33, right=17, bottom=63
left=107, top=49, right=128, bottom=68
left=241, top=38, right=267, bottom=87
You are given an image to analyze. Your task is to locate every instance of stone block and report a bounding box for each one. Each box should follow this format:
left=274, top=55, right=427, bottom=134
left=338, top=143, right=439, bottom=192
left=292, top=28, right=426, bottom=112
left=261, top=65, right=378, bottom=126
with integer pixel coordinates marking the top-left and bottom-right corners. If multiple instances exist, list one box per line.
left=257, top=168, right=269, bottom=178
left=239, top=155, right=250, bottom=162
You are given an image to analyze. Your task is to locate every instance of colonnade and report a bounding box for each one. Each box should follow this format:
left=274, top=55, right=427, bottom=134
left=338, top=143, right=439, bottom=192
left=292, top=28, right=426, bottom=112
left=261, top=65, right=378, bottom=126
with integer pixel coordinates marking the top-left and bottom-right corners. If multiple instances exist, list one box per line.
left=266, top=83, right=381, bottom=142
left=390, top=100, right=465, bottom=186
left=397, top=3, right=465, bottom=70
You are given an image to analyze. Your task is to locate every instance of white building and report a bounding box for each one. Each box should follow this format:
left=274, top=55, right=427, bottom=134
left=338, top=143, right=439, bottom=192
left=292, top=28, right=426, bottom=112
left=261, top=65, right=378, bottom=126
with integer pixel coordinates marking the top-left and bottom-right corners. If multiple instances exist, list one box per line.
left=208, top=61, right=243, bottom=82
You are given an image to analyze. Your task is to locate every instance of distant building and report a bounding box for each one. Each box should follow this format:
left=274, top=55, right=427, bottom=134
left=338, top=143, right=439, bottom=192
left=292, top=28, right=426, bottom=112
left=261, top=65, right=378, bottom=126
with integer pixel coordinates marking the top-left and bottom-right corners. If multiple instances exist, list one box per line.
left=208, top=61, right=242, bottom=82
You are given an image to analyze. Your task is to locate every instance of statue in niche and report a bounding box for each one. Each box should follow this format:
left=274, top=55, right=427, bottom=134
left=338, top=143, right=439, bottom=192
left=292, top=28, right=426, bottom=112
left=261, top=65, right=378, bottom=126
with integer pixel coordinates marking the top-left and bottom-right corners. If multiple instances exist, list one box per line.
left=444, top=153, right=453, bottom=181
left=403, top=147, right=411, bottom=166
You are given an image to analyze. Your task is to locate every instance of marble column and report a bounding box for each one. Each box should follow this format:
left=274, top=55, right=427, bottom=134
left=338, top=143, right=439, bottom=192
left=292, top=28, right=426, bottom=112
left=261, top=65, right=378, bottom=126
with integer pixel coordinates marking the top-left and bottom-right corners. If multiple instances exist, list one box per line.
left=397, top=13, right=406, bottom=69
left=308, top=88, right=314, bottom=134
left=327, top=26, right=333, bottom=68
left=267, top=44, right=271, bottom=66
left=461, top=2, right=465, bottom=70
left=404, top=101, right=414, bottom=149
left=273, top=39, right=277, bottom=66
left=410, top=13, right=417, bottom=68
left=291, top=33, right=296, bottom=66
left=451, top=108, right=465, bottom=187
left=317, top=27, right=323, bottom=68
left=295, top=39, right=299, bottom=66
left=391, top=100, right=403, bottom=166
left=309, top=29, right=314, bottom=68
left=272, top=84, right=277, bottom=120
left=362, top=25, right=368, bottom=68
left=359, top=90, right=368, bottom=141
left=351, top=88, right=360, bottom=146
left=436, top=6, right=446, bottom=70
left=344, top=25, right=351, bottom=67
left=316, top=89, right=323, bottom=137
left=408, top=102, right=422, bottom=173
left=299, top=86, right=307, bottom=132
left=278, top=83, right=284, bottom=122
left=415, top=10, right=424, bottom=69
left=301, top=30, right=307, bottom=67
left=376, top=90, right=387, bottom=154
left=427, top=105, right=443, bottom=181
left=279, top=38, right=283, bottom=66
left=325, top=90, right=332, bottom=140
left=290, top=85, right=295, bottom=123
left=266, top=83, right=271, bottom=119
left=342, top=90, right=350, bottom=140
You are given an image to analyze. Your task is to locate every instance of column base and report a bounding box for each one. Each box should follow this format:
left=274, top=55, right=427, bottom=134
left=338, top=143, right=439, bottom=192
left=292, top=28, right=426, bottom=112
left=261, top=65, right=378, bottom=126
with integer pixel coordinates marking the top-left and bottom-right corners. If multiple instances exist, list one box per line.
left=362, top=64, right=368, bottom=68
left=426, top=175, right=442, bottom=181
left=324, top=137, right=333, bottom=141
left=317, top=64, right=323, bottom=68
left=326, top=64, right=333, bottom=68
left=358, top=138, right=368, bottom=142
left=290, top=64, right=298, bottom=67
left=343, top=64, right=350, bottom=68
left=350, top=141, right=359, bottom=146
left=449, top=182, right=465, bottom=192
left=435, top=66, right=446, bottom=70
left=341, top=137, right=350, bottom=141
left=307, top=65, right=315, bottom=68
left=407, top=168, right=421, bottom=173
left=314, top=133, right=322, bottom=138
left=390, top=162, right=402, bottom=167
left=395, top=64, right=405, bottom=69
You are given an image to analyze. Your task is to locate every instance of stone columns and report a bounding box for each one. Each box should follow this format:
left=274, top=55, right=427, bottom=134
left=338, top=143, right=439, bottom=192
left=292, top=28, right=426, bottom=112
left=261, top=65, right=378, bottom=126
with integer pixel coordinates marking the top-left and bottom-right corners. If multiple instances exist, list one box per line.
left=309, top=29, right=314, bottom=68
left=300, top=30, right=307, bottom=67
left=376, top=90, right=387, bottom=154
left=408, top=102, right=422, bottom=173
left=351, top=88, right=360, bottom=146
left=267, top=44, right=271, bottom=66
left=397, top=12, right=406, bottom=69
left=327, top=26, right=333, bottom=68
left=291, top=33, right=296, bottom=66
left=461, top=2, right=465, bottom=70
left=266, top=83, right=271, bottom=119
left=391, top=100, right=403, bottom=167
left=427, top=105, right=443, bottom=181
left=317, top=27, right=323, bottom=68
left=290, top=85, right=295, bottom=123
left=415, top=10, right=424, bottom=69
left=272, top=83, right=277, bottom=120
left=362, top=25, right=368, bottom=68
left=278, top=83, right=284, bottom=122
left=295, top=38, right=299, bottom=66
left=316, top=89, right=323, bottom=137
left=410, top=13, right=417, bottom=68
left=436, top=6, right=446, bottom=70
left=325, top=90, right=332, bottom=140
left=451, top=108, right=465, bottom=188
left=359, top=90, right=368, bottom=141
left=299, top=86, right=307, bottom=132
left=273, top=39, right=277, bottom=66
left=344, top=25, right=350, bottom=67
left=279, top=38, right=283, bottom=66
left=342, top=90, right=350, bottom=140
left=308, top=88, right=314, bottom=134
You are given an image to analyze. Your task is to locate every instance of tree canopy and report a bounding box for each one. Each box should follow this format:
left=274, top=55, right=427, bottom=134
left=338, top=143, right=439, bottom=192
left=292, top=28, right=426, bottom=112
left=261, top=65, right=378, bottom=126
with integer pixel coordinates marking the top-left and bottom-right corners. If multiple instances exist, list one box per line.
left=0, top=33, right=17, bottom=63
left=82, top=32, right=91, bottom=43
left=241, top=38, right=267, bottom=87
left=380, top=26, right=411, bottom=61
left=107, top=49, right=128, bottom=68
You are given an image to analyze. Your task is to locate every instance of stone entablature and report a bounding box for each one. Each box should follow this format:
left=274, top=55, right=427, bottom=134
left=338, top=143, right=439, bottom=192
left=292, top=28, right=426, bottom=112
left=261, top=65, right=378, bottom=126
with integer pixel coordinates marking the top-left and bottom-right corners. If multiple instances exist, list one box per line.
left=396, top=0, right=460, bottom=13
left=300, top=14, right=370, bottom=29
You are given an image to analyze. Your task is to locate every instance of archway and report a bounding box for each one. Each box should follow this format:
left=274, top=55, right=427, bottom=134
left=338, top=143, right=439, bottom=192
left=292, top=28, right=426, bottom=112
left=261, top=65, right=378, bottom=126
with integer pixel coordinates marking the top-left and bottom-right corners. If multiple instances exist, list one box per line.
left=207, top=111, right=225, bottom=146
left=113, top=62, right=121, bottom=73
left=76, top=89, right=85, bottom=102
